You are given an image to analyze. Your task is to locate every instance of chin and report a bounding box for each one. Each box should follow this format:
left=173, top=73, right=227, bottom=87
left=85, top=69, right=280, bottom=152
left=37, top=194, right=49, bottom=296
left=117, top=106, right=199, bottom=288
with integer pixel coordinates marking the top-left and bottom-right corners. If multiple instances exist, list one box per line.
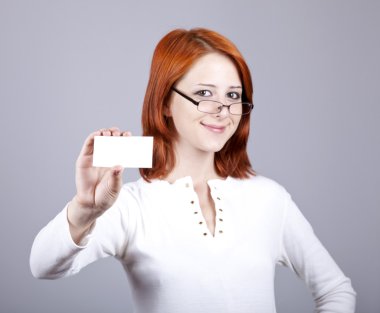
left=200, top=141, right=227, bottom=153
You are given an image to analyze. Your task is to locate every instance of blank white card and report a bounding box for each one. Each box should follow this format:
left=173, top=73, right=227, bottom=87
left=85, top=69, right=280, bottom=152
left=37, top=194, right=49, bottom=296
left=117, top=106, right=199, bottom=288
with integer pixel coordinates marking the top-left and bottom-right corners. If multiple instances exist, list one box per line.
left=93, top=136, right=153, bottom=168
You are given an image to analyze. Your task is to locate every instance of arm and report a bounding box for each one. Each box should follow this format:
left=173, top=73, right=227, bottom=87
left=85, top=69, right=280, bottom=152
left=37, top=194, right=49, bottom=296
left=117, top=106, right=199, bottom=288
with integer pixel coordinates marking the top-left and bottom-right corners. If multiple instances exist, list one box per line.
left=278, top=194, right=356, bottom=312
left=30, top=194, right=129, bottom=279
left=30, top=204, right=96, bottom=279
left=30, top=128, right=130, bottom=279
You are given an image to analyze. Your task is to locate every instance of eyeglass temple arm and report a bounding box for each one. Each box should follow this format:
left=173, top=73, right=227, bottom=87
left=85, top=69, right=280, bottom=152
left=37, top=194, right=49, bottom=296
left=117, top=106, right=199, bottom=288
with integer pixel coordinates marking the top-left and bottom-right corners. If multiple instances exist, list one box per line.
left=171, top=87, right=199, bottom=105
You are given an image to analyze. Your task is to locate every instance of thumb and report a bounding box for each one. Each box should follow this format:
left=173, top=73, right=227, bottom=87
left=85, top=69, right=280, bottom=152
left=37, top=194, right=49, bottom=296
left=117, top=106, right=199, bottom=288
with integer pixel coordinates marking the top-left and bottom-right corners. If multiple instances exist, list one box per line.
left=107, top=165, right=124, bottom=195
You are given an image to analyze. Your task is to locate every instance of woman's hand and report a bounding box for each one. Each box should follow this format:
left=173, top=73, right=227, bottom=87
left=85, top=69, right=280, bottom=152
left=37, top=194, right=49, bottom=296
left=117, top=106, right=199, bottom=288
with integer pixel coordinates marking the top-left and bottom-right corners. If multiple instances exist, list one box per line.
left=68, top=127, right=131, bottom=243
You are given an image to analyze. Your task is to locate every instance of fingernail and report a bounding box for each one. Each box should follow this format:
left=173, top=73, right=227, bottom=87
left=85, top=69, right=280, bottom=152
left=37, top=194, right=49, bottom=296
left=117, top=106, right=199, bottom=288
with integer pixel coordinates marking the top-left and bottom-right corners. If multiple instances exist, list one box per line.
left=114, top=167, right=123, bottom=176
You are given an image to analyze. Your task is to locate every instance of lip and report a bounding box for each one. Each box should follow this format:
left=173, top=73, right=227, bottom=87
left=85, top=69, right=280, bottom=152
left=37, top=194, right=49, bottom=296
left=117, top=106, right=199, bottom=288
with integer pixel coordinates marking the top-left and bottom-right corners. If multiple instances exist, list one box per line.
left=201, top=122, right=227, bottom=133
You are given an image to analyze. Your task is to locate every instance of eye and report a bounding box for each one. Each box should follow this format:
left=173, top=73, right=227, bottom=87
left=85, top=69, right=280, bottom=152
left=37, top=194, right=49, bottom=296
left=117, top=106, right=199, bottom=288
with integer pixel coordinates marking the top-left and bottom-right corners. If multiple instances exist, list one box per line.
left=227, top=91, right=241, bottom=100
left=195, top=90, right=212, bottom=97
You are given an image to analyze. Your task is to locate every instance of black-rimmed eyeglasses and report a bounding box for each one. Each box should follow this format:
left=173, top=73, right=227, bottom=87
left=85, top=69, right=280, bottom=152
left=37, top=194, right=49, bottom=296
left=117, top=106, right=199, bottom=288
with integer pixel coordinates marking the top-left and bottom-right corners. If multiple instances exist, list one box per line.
left=171, top=87, right=254, bottom=116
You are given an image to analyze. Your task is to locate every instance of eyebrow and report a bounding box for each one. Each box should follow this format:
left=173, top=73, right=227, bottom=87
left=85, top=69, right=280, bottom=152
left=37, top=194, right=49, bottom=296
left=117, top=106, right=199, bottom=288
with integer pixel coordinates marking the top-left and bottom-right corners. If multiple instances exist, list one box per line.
left=197, top=83, right=242, bottom=89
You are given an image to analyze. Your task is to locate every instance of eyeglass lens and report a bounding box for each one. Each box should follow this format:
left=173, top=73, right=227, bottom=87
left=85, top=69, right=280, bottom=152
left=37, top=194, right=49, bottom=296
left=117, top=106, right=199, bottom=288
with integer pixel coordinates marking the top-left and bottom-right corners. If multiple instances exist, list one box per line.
left=198, top=101, right=251, bottom=115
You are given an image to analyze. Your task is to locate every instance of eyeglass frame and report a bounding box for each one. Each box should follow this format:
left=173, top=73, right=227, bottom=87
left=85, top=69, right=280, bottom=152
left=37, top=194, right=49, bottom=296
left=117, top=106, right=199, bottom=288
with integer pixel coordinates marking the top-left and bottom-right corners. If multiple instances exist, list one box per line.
left=171, top=87, right=254, bottom=116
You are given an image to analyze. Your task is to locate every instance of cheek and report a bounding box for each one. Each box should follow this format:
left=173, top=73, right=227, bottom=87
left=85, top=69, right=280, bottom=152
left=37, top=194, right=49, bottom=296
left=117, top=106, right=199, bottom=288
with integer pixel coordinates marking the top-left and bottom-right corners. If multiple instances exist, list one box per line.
left=170, top=109, right=195, bottom=136
left=227, top=117, right=242, bottom=140
left=171, top=109, right=188, bottom=129
left=232, top=116, right=242, bottom=131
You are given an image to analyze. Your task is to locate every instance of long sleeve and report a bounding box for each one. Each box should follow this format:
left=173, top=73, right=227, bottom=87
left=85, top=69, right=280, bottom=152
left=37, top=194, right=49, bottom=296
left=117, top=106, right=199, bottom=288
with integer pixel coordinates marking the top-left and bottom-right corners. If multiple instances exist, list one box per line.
left=278, top=193, right=356, bottom=312
left=30, top=189, right=131, bottom=279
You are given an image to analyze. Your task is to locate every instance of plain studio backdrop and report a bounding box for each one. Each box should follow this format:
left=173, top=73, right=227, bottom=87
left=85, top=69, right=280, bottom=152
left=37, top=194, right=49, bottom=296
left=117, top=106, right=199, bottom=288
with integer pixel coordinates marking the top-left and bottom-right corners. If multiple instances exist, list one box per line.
left=0, top=1, right=379, bottom=312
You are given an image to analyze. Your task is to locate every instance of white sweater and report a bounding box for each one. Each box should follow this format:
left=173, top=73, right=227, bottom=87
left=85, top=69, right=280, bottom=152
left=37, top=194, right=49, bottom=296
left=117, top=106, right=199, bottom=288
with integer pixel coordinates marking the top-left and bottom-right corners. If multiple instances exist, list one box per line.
left=30, top=175, right=356, bottom=313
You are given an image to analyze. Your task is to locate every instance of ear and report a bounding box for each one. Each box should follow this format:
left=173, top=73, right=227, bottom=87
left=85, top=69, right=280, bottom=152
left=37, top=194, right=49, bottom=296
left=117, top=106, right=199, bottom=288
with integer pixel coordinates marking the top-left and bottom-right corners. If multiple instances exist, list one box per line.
left=163, top=104, right=172, bottom=117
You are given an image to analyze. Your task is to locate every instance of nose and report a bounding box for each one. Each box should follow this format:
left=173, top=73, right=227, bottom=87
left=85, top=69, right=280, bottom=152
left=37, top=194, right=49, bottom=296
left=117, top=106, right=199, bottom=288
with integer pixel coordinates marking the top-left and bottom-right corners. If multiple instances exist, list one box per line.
left=216, top=104, right=230, bottom=118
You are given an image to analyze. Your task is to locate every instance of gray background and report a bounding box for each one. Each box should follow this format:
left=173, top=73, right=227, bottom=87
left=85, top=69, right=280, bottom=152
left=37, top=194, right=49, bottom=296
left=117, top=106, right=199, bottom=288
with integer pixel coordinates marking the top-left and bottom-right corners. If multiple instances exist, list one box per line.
left=0, top=0, right=379, bottom=312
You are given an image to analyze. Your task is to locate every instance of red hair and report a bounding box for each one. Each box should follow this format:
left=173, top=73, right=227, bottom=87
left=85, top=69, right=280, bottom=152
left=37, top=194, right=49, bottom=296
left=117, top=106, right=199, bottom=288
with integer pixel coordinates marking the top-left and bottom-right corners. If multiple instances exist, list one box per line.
left=140, top=28, right=255, bottom=181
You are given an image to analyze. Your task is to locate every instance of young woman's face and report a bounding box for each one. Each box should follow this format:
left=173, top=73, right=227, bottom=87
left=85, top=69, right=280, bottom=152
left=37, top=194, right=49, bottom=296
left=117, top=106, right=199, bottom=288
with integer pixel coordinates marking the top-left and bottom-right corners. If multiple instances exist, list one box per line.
left=168, top=52, right=242, bottom=155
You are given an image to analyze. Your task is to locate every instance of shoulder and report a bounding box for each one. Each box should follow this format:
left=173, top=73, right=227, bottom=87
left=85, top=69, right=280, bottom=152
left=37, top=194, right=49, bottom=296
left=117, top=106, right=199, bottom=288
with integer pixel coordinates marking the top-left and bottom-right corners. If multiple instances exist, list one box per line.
left=228, top=174, right=290, bottom=198
left=118, top=178, right=169, bottom=202
left=106, top=179, right=151, bottom=222
left=222, top=175, right=292, bottom=211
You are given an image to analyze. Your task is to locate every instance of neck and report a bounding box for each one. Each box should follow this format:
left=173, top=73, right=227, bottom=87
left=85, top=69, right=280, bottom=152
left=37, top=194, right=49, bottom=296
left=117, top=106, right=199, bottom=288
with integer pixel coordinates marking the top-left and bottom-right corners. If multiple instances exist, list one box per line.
left=164, top=142, right=222, bottom=185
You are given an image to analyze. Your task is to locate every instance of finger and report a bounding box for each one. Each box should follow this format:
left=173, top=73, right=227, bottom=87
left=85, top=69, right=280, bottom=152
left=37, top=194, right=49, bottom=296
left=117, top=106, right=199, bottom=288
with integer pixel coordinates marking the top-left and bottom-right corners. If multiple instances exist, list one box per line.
left=100, top=128, right=111, bottom=136
left=107, top=165, right=124, bottom=195
left=121, top=131, right=132, bottom=137
left=112, top=165, right=124, bottom=176
left=109, top=127, right=121, bottom=137
left=79, top=130, right=101, bottom=157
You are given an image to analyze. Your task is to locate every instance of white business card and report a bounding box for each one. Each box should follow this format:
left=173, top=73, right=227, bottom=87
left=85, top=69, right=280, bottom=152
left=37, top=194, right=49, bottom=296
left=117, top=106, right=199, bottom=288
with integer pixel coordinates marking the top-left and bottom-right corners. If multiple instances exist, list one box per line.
left=93, top=136, right=153, bottom=168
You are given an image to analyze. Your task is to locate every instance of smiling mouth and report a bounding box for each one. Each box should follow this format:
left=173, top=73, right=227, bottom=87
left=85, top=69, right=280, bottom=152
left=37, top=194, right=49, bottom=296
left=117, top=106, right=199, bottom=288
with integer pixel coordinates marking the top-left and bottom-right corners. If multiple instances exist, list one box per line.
left=201, top=122, right=226, bottom=133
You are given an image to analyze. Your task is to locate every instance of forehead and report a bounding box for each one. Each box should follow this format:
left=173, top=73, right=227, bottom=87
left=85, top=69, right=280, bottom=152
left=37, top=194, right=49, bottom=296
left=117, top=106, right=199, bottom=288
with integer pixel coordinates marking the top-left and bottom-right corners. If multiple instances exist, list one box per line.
left=179, top=52, right=241, bottom=86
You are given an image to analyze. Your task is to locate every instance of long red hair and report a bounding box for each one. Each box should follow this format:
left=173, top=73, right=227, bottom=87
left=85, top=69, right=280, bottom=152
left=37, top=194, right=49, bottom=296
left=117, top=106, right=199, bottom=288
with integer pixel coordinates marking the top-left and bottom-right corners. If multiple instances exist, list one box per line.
left=140, top=28, right=255, bottom=181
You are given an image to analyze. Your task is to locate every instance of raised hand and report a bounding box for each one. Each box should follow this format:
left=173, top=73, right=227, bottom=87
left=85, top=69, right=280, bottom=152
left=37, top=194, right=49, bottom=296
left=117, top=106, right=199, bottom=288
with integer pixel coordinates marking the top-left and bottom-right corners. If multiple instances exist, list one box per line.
left=68, top=127, right=131, bottom=243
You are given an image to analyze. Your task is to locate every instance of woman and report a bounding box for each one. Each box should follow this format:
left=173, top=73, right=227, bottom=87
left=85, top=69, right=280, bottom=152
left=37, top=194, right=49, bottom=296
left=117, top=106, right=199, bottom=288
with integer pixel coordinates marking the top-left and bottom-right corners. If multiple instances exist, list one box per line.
left=30, top=28, right=356, bottom=312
